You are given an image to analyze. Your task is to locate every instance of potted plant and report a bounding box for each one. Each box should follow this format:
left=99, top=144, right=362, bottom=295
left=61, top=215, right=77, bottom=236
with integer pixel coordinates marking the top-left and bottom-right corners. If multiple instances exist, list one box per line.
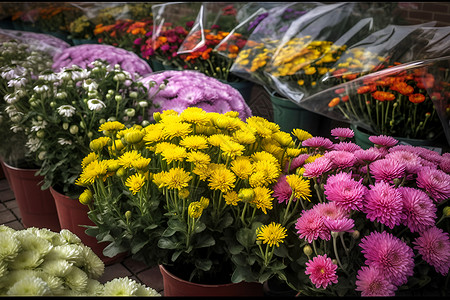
left=0, top=225, right=161, bottom=296
left=75, top=106, right=319, bottom=296
left=4, top=58, right=162, bottom=262
left=282, top=127, right=450, bottom=296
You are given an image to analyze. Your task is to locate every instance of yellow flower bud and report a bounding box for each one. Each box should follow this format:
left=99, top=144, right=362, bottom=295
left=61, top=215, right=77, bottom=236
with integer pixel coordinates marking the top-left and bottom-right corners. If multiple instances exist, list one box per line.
left=199, top=196, right=209, bottom=209
left=89, top=139, right=104, bottom=152
left=79, top=189, right=93, bottom=205
left=303, top=245, right=313, bottom=256
left=178, top=188, right=190, bottom=199
left=125, top=210, right=132, bottom=221
left=238, top=188, right=255, bottom=203
left=116, top=167, right=126, bottom=177
left=188, top=202, right=203, bottom=219
left=124, top=130, right=144, bottom=144
left=443, top=206, right=450, bottom=217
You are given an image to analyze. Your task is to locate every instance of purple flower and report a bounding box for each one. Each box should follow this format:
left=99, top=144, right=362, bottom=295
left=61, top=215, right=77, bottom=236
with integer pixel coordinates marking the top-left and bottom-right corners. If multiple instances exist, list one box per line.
left=398, top=187, right=436, bottom=233
left=324, top=150, right=357, bottom=169
left=139, top=70, right=252, bottom=121
left=413, top=226, right=450, bottom=276
left=363, top=181, right=405, bottom=229
left=416, top=166, right=450, bottom=203
left=302, top=156, right=333, bottom=178
left=302, top=137, right=334, bottom=150
left=324, top=171, right=366, bottom=211
left=355, top=266, right=397, bottom=296
left=368, top=135, right=398, bottom=148
left=369, top=158, right=405, bottom=184
left=359, top=231, right=414, bottom=286
left=354, top=148, right=382, bottom=164
left=323, top=217, right=354, bottom=233
left=330, top=127, right=354, bottom=140
left=333, top=141, right=361, bottom=152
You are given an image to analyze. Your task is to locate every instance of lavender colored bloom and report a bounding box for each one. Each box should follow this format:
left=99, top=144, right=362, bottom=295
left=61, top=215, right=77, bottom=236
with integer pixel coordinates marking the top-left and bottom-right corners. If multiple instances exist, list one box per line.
left=363, top=181, right=405, bottom=229
left=368, top=135, right=398, bottom=147
left=398, top=187, right=437, bottom=233
left=440, top=155, right=450, bottom=173
left=359, top=231, right=414, bottom=286
left=413, top=226, right=450, bottom=276
left=369, top=158, right=406, bottom=184
left=330, top=127, right=354, bottom=140
left=416, top=166, right=450, bottom=203
left=324, top=171, right=367, bottom=211
left=139, top=70, right=252, bottom=121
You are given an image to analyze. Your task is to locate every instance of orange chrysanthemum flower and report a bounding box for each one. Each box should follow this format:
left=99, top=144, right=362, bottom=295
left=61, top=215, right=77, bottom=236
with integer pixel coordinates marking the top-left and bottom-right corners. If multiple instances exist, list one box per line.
left=409, top=93, right=426, bottom=104
left=372, top=91, right=396, bottom=102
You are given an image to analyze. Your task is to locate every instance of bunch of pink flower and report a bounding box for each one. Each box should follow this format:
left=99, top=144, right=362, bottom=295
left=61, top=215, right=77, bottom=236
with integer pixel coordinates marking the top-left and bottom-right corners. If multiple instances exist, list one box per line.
left=274, top=127, right=450, bottom=296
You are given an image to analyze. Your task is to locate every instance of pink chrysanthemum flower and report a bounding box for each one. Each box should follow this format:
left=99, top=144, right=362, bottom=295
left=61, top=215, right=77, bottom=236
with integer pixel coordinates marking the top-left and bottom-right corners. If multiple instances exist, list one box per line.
left=398, top=187, right=437, bottom=233
left=285, top=154, right=308, bottom=173
left=330, top=127, right=354, bottom=140
left=368, top=135, right=398, bottom=148
left=333, top=141, right=362, bottom=153
left=415, top=147, right=443, bottom=166
left=360, top=231, right=414, bottom=286
left=324, top=150, right=357, bottom=169
left=273, top=175, right=292, bottom=204
left=416, top=166, right=450, bottom=203
left=295, top=208, right=330, bottom=243
left=355, top=266, right=397, bottom=296
left=302, top=137, right=334, bottom=150
left=439, top=155, right=450, bottom=173
left=323, top=217, right=354, bottom=233
left=324, top=171, right=366, bottom=211
left=363, top=181, right=405, bottom=229
left=313, top=201, right=348, bottom=219
left=369, top=158, right=406, bottom=183
left=305, top=254, right=338, bottom=289
left=303, top=156, right=333, bottom=178
left=354, top=148, right=382, bottom=164
left=413, top=226, right=450, bottom=276
left=385, top=150, right=422, bottom=175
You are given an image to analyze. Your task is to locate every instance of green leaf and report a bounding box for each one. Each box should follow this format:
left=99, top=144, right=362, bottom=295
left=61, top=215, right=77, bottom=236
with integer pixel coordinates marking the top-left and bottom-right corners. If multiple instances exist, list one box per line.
left=193, top=221, right=206, bottom=233
left=195, top=234, right=215, bottom=248
left=229, top=244, right=244, bottom=255
left=236, top=227, right=256, bottom=248
left=102, top=242, right=127, bottom=258
left=167, top=218, right=187, bottom=233
left=158, top=237, right=179, bottom=249
left=195, top=259, right=212, bottom=272
left=131, top=240, right=149, bottom=253
left=231, top=266, right=257, bottom=283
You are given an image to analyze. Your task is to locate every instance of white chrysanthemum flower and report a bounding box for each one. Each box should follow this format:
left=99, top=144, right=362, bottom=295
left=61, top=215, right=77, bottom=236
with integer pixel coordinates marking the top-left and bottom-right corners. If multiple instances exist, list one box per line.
left=31, top=119, right=47, bottom=132
left=9, top=250, right=44, bottom=270
left=7, top=275, right=51, bottom=296
left=4, top=93, right=18, bottom=104
left=102, top=277, right=138, bottom=296
left=57, top=105, right=76, bottom=117
left=33, top=227, right=58, bottom=242
left=38, top=73, right=58, bottom=82
left=71, top=69, right=90, bottom=81
left=40, top=259, right=74, bottom=277
left=57, top=138, right=73, bottom=146
left=135, top=284, right=161, bottom=296
left=38, top=272, right=65, bottom=295
left=0, top=231, right=20, bottom=261
left=83, top=79, right=99, bottom=91
left=0, top=269, right=36, bottom=288
left=45, top=244, right=82, bottom=263
left=7, top=77, right=27, bottom=89
left=0, top=260, right=9, bottom=278
left=13, top=230, right=52, bottom=256
left=10, top=125, right=23, bottom=133
left=0, top=225, right=16, bottom=234
left=59, top=229, right=82, bottom=245
left=33, top=84, right=49, bottom=93
left=65, top=266, right=88, bottom=293
left=79, top=245, right=104, bottom=279
left=85, top=278, right=104, bottom=296
left=87, top=99, right=106, bottom=111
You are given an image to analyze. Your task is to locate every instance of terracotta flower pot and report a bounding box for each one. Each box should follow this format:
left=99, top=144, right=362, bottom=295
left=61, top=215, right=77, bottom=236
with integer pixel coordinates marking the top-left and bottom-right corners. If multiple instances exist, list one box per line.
left=1, top=161, right=60, bottom=232
left=50, top=186, right=126, bottom=265
left=159, top=265, right=264, bottom=297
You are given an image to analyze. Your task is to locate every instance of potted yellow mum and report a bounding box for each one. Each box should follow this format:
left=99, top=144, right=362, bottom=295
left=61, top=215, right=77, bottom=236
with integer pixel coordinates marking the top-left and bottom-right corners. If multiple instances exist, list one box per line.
left=76, top=107, right=314, bottom=296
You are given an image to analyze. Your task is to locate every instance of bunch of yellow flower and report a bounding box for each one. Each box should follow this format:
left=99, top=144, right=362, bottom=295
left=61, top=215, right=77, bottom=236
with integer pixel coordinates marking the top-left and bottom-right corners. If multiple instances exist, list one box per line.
left=76, top=107, right=313, bottom=285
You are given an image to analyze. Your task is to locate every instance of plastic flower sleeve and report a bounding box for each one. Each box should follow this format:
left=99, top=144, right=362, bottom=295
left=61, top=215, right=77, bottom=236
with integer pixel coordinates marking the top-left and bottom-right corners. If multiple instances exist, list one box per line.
left=229, top=2, right=323, bottom=87
left=261, top=2, right=377, bottom=101
left=298, top=56, right=450, bottom=143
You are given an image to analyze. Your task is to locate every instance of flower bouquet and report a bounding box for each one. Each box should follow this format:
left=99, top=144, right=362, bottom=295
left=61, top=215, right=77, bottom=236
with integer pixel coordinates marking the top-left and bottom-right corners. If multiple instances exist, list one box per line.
left=75, top=107, right=314, bottom=286
left=4, top=59, right=160, bottom=197
left=0, top=39, right=54, bottom=167
left=52, top=44, right=153, bottom=78
left=0, top=225, right=160, bottom=296
left=281, top=127, right=450, bottom=296
left=138, top=70, right=252, bottom=120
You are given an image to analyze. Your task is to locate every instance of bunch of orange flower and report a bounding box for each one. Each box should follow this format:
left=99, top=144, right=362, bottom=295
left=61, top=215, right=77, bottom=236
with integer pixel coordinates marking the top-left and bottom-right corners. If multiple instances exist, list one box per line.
left=93, top=18, right=153, bottom=53
left=328, top=61, right=447, bottom=140
left=35, top=4, right=83, bottom=34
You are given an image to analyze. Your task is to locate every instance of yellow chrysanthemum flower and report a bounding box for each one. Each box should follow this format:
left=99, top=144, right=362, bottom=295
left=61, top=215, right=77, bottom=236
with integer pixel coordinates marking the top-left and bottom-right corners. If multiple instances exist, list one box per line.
left=143, top=123, right=164, bottom=145
left=305, top=153, right=322, bottom=164
left=232, top=128, right=256, bottom=145
left=292, top=128, right=313, bottom=142
left=162, top=167, right=192, bottom=190
left=285, top=174, right=312, bottom=201
left=117, top=150, right=142, bottom=169
left=179, top=107, right=209, bottom=126
left=125, top=173, right=146, bottom=195
left=154, top=142, right=178, bottom=155
left=272, top=131, right=293, bottom=148
left=76, top=160, right=109, bottom=185
left=89, top=136, right=110, bottom=152
left=188, top=202, right=203, bottom=219
left=186, top=151, right=211, bottom=166
left=208, top=165, right=236, bottom=193
left=285, top=148, right=303, bottom=158
left=208, top=134, right=233, bottom=148
left=256, top=222, right=287, bottom=247
left=251, top=151, right=279, bottom=165
left=162, top=121, right=192, bottom=140
left=192, top=164, right=211, bottom=181
left=251, top=186, right=273, bottom=214
left=123, top=128, right=145, bottom=144
left=81, top=152, right=99, bottom=168
left=152, top=171, right=166, bottom=189
left=161, top=145, right=187, bottom=165
left=108, top=139, right=125, bottom=155
left=179, top=135, right=209, bottom=151
left=199, top=196, right=209, bottom=209
left=98, top=121, right=125, bottom=134
left=220, top=140, right=245, bottom=159
left=230, top=156, right=253, bottom=180
left=132, top=157, right=151, bottom=171
left=223, top=191, right=240, bottom=206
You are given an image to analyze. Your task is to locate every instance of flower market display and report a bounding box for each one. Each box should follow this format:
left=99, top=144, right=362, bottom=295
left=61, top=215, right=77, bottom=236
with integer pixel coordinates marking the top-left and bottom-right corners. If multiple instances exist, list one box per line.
left=138, top=70, right=252, bottom=120
left=0, top=225, right=160, bottom=296
left=52, top=44, right=153, bottom=78
left=0, top=2, right=449, bottom=298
